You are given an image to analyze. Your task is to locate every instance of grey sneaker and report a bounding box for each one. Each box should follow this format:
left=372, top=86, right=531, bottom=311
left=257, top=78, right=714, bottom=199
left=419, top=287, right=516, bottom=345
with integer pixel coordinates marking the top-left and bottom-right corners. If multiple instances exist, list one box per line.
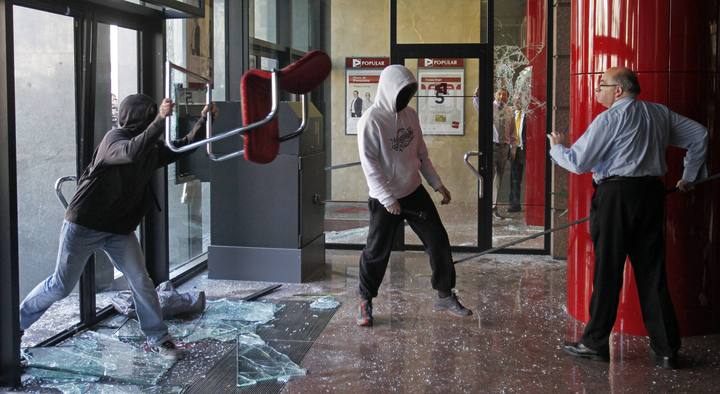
left=492, top=209, right=503, bottom=220
left=146, top=340, right=184, bottom=361
left=434, top=293, right=473, bottom=317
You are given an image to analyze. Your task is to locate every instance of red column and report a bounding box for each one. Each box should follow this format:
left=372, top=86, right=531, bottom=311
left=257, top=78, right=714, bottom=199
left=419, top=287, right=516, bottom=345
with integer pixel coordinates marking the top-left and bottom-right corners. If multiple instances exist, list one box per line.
left=568, top=0, right=720, bottom=335
left=524, top=0, right=547, bottom=226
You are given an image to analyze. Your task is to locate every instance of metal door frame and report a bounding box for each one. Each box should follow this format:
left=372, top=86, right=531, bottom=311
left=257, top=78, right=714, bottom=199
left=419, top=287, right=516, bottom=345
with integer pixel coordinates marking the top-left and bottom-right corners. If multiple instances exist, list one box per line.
left=390, top=0, right=553, bottom=255
left=1, top=0, right=168, bottom=385
left=390, top=0, right=494, bottom=252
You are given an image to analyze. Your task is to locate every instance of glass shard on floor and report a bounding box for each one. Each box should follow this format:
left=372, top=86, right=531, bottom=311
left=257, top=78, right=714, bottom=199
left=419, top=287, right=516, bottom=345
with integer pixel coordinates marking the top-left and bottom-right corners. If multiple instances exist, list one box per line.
left=24, top=367, right=100, bottom=384
left=24, top=331, right=174, bottom=385
left=115, top=299, right=280, bottom=343
left=236, top=333, right=306, bottom=387
left=45, top=382, right=184, bottom=394
left=309, top=296, right=340, bottom=310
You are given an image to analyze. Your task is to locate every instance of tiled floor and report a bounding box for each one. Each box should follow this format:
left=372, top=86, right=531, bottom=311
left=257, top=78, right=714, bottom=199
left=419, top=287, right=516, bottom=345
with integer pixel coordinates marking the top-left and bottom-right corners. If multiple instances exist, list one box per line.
left=276, top=251, right=720, bottom=393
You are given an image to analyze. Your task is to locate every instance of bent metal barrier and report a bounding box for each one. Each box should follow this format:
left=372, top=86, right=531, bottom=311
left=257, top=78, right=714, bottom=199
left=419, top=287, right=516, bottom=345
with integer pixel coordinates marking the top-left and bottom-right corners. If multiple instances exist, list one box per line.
left=164, top=50, right=331, bottom=163
left=453, top=171, right=720, bottom=265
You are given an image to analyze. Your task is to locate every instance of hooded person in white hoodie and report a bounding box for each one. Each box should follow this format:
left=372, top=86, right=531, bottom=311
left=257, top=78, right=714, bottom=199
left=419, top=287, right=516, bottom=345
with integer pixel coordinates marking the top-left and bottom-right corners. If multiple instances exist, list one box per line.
left=356, top=65, right=472, bottom=327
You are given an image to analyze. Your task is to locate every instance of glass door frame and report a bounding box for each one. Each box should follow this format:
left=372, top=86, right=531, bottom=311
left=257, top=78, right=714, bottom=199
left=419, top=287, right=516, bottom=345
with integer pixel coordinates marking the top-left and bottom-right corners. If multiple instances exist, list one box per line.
left=390, top=0, right=553, bottom=255
left=390, top=0, right=494, bottom=253
left=391, top=48, right=493, bottom=253
left=1, top=2, right=168, bottom=382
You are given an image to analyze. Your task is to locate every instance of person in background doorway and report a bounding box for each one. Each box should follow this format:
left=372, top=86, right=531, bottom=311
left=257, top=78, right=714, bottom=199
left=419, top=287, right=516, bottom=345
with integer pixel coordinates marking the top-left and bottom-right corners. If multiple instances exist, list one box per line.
left=549, top=66, right=707, bottom=369
left=508, top=93, right=527, bottom=212
left=473, top=87, right=516, bottom=219
left=356, top=65, right=472, bottom=327
left=19, top=94, right=218, bottom=361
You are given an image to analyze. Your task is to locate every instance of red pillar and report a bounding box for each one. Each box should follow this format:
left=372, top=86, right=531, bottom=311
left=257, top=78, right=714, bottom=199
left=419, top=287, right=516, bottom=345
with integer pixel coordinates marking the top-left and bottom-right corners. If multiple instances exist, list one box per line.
left=524, top=0, right=547, bottom=226
left=568, top=0, right=720, bottom=335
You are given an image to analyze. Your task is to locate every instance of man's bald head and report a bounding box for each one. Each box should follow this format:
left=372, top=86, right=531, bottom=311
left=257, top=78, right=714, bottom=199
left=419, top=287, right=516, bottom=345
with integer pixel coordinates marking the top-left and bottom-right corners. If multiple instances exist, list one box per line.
left=606, top=66, right=641, bottom=95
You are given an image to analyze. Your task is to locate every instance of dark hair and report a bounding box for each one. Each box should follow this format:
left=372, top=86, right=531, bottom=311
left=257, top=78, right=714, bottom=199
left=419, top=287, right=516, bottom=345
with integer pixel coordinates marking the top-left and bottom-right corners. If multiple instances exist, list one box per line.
left=615, top=69, right=641, bottom=95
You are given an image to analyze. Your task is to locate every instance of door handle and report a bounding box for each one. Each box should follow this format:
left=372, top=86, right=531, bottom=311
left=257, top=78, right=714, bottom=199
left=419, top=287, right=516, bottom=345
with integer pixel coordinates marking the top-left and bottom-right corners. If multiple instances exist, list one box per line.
left=54, top=175, right=77, bottom=209
left=463, top=151, right=484, bottom=199
left=312, top=193, right=325, bottom=205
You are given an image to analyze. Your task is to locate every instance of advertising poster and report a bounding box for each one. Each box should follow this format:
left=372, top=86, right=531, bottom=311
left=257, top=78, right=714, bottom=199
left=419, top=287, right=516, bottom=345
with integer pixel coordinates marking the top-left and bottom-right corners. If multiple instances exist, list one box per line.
left=345, top=57, right=389, bottom=135
left=417, top=58, right=465, bottom=135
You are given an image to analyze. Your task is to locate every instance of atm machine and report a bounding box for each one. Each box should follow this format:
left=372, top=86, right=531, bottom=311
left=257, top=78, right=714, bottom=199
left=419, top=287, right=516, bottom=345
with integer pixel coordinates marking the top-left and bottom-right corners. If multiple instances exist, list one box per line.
left=207, top=101, right=325, bottom=283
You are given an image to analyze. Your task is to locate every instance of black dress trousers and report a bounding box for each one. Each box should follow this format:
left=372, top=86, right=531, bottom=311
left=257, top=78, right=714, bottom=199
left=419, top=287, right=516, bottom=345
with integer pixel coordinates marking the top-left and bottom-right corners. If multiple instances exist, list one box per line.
left=581, top=177, right=680, bottom=356
left=358, top=185, right=456, bottom=300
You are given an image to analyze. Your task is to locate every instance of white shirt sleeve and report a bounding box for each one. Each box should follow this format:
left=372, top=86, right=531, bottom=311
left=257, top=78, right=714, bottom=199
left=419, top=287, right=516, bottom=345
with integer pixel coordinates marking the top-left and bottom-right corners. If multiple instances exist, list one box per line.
left=549, top=115, right=613, bottom=175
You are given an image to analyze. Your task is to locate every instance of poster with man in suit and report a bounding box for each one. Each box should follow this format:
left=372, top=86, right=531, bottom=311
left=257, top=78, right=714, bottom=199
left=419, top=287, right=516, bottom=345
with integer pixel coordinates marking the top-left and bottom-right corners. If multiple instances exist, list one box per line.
left=345, top=57, right=389, bottom=134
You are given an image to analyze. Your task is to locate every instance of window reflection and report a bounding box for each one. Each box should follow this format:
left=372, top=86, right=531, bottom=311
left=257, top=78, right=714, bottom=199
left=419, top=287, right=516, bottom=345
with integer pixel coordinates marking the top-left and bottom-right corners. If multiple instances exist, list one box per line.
left=14, top=5, right=79, bottom=345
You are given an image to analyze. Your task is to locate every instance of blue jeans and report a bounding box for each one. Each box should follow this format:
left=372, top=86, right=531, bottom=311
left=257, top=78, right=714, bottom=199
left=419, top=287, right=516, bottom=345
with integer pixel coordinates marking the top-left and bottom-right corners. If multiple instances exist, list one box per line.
left=20, top=220, right=170, bottom=346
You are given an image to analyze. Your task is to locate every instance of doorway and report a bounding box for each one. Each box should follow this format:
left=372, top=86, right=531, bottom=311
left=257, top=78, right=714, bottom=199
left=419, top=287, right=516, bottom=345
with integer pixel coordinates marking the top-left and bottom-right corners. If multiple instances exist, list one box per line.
left=8, top=0, right=164, bottom=348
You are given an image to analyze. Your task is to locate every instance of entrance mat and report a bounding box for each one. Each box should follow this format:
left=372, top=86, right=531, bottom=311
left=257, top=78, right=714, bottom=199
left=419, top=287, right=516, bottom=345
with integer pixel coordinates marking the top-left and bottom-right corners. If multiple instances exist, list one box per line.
left=183, top=300, right=337, bottom=393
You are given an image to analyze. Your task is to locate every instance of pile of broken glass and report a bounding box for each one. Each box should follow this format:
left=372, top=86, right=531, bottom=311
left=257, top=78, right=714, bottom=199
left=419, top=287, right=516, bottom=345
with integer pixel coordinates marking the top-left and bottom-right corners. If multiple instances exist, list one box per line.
left=23, top=298, right=308, bottom=391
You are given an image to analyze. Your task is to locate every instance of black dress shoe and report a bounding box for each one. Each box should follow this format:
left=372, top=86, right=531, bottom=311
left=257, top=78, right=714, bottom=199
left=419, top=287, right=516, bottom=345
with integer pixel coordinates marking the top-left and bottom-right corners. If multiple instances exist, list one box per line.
left=651, top=350, right=679, bottom=370
left=563, top=342, right=610, bottom=362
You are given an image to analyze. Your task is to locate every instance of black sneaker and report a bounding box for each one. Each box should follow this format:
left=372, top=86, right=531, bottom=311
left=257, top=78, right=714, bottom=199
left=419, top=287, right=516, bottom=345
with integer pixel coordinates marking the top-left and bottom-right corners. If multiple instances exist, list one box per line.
left=357, top=300, right=373, bottom=327
left=434, top=293, right=473, bottom=317
left=651, top=349, right=679, bottom=370
left=563, top=342, right=610, bottom=362
left=145, top=340, right=184, bottom=361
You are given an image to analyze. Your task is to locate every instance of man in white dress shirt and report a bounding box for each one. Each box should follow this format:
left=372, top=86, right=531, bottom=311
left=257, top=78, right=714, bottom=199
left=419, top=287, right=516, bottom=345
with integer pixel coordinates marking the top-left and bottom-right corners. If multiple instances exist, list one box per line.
left=549, top=67, right=708, bottom=369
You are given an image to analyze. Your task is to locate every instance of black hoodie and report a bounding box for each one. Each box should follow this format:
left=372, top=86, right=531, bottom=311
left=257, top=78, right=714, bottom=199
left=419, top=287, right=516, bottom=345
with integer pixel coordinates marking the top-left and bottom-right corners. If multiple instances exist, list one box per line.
left=66, top=94, right=205, bottom=234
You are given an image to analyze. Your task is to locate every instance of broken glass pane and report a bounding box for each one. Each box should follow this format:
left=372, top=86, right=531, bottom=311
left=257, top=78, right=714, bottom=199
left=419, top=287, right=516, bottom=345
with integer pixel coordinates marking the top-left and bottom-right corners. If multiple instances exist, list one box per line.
left=494, top=44, right=545, bottom=114
left=236, top=333, right=306, bottom=387
left=309, top=296, right=340, bottom=310
left=114, top=299, right=280, bottom=343
left=24, top=367, right=100, bottom=384
left=45, top=382, right=184, bottom=394
left=25, top=331, right=174, bottom=385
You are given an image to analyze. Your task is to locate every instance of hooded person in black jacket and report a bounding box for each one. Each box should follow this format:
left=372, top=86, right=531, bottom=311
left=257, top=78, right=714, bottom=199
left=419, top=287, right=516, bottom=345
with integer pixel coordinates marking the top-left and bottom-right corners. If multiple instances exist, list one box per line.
left=19, top=94, right=216, bottom=360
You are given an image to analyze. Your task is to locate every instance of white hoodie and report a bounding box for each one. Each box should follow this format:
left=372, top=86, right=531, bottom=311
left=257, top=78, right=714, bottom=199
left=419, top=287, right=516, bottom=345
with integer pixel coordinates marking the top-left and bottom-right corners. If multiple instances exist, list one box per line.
left=357, top=65, right=443, bottom=208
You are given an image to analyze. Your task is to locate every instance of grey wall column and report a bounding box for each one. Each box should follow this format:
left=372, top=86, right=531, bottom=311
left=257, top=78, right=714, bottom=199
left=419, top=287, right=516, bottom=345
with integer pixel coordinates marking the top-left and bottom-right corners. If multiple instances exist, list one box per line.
left=142, top=24, right=170, bottom=284
left=0, top=0, right=21, bottom=387
left=551, top=0, right=570, bottom=259
left=227, top=0, right=249, bottom=102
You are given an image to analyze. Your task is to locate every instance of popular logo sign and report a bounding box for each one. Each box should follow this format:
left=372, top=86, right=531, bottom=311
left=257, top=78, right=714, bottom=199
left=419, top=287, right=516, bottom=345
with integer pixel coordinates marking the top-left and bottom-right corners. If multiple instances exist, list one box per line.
left=421, top=58, right=465, bottom=68
left=346, top=57, right=390, bottom=68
